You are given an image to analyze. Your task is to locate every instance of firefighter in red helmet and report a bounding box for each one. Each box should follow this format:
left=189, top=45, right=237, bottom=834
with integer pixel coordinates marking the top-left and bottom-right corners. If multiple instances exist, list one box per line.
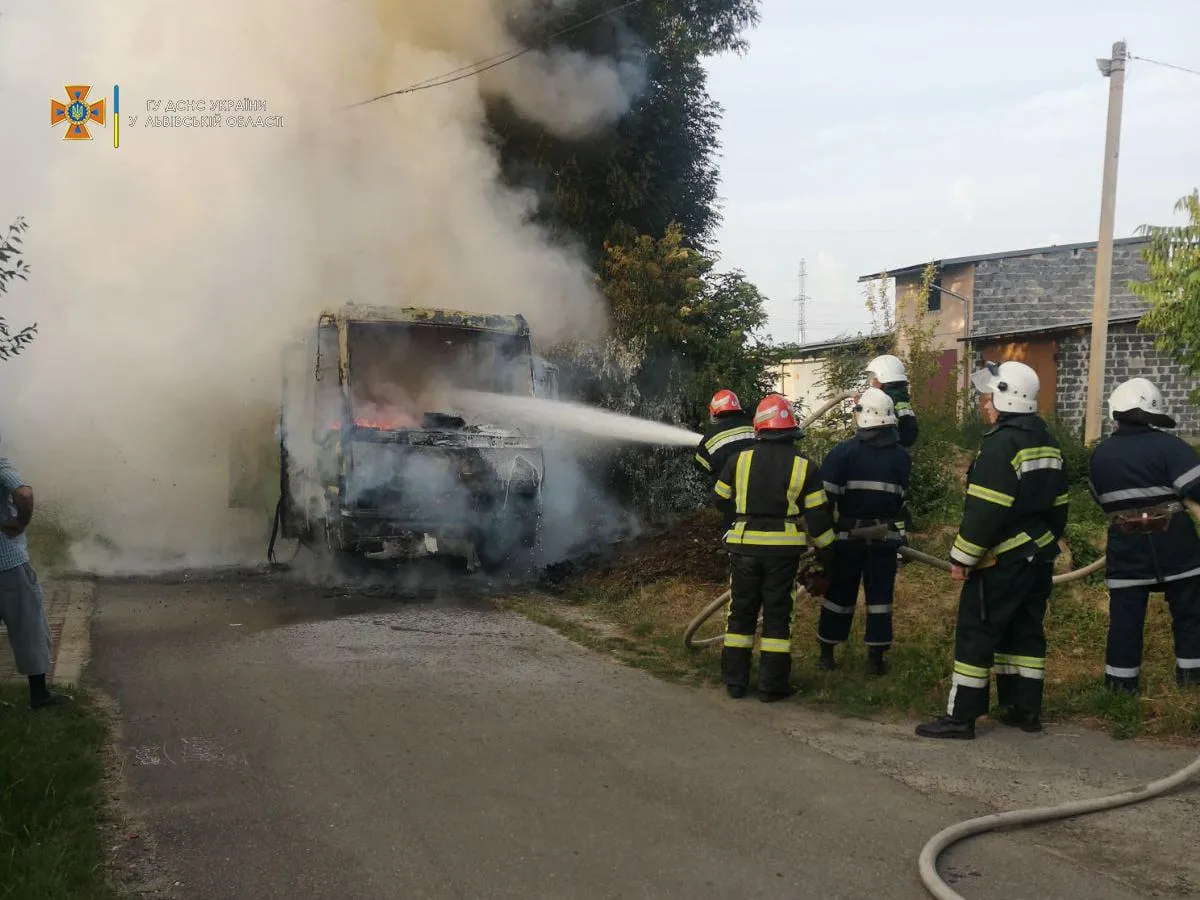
left=694, top=389, right=756, bottom=530
left=713, top=394, right=836, bottom=701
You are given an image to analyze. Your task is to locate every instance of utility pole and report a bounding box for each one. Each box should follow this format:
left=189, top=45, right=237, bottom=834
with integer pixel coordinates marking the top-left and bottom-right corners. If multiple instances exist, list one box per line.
left=1083, top=40, right=1127, bottom=444
left=795, top=259, right=808, bottom=345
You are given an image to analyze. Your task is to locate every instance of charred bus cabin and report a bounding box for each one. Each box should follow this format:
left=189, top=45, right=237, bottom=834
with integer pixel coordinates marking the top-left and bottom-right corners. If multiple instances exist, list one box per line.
left=278, top=305, right=550, bottom=569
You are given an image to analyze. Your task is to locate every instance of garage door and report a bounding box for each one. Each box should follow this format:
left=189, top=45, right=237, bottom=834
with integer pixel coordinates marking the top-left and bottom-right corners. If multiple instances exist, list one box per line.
left=976, top=339, right=1057, bottom=417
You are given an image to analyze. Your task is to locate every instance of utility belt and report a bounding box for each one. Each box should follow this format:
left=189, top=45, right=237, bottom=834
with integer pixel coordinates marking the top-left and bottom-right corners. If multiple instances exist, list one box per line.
left=1107, top=501, right=1183, bottom=534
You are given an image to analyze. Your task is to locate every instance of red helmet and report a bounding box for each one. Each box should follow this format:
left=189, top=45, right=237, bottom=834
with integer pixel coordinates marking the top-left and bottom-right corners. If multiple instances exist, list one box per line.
left=708, top=389, right=742, bottom=417
left=754, top=394, right=798, bottom=432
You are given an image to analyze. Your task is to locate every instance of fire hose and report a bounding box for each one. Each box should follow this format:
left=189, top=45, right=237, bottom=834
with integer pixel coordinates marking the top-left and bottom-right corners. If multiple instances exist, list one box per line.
left=685, top=390, right=1200, bottom=898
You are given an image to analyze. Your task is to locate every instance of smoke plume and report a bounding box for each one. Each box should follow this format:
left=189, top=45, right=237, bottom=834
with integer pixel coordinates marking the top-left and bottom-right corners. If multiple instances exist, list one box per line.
left=0, top=0, right=645, bottom=572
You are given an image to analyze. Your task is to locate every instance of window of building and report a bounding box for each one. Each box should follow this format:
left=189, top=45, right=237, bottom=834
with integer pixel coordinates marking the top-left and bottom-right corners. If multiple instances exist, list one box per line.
left=927, top=271, right=942, bottom=312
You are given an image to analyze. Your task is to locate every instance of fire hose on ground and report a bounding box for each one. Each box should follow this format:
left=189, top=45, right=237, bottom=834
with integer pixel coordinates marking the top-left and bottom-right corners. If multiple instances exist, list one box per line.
left=684, top=390, right=1200, bottom=899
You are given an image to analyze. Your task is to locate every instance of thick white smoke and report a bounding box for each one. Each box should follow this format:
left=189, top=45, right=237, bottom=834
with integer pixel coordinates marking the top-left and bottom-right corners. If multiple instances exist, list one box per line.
left=0, top=0, right=645, bottom=572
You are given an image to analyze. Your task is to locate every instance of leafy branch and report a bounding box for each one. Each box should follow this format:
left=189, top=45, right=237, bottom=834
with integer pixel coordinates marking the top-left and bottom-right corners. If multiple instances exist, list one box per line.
left=1131, top=189, right=1200, bottom=405
left=0, top=216, right=38, bottom=361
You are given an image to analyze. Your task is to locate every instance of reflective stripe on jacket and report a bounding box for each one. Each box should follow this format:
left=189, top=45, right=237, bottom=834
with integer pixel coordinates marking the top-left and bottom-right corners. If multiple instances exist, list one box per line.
left=881, top=381, right=918, bottom=448
left=694, top=412, right=756, bottom=478
left=949, top=413, right=1069, bottom=569
left=714, top=439, right=836, bottom=555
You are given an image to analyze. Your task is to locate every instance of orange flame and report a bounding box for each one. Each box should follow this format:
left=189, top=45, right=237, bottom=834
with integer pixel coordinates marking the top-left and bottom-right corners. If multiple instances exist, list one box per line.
left=328, top=408, right=422, bottom=431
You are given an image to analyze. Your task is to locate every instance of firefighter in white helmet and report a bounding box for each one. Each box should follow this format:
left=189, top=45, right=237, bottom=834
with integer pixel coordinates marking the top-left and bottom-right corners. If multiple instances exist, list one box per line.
left=816, top=387, right=912, bottom=676
left=1088, top=377, right=1200, bottom=694
left=917, top=360, right=1070, bottom=740
left=864, top=354, right=918, bottom=561
left=864, top=355, right=918, bottom=448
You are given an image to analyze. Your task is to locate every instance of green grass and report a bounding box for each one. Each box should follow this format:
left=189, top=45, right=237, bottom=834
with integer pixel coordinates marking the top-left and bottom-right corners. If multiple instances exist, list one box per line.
left=515, top=535, right=1200, bottom=742
left=0, top=684, right=117, bottom=900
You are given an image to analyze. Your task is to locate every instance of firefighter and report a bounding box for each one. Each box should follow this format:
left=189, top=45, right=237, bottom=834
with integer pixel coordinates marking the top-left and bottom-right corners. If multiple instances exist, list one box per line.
left=916, top=360, right=1069, bottom=740
left=712, top=394, right=836, bottom=702
left=864, top=354, right=917, bottom=563
left=816, top=388, right=912, bottom=676
left=694, top=389, right=757, bottom=530
left=864, top=354, right=918, bottom=448
left=1088, top=377, right=1200, bottom=694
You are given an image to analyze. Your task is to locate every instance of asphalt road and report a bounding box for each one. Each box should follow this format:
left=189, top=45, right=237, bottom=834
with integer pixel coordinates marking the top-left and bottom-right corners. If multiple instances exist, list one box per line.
left=89, top=571, right=1149, bottom=900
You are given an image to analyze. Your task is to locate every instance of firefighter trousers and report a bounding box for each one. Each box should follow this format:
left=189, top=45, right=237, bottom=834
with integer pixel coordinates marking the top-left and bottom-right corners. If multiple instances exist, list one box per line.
left=947, top=555, right=1053, bottom=721
left=1105, top=576, right=1200, bottom=690
left=818, top=540, right=897, bottom=649
left=722, top=552, right=802, bottom=694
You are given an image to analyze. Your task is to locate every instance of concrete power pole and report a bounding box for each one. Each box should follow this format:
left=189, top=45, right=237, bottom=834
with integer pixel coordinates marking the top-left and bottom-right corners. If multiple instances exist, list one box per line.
left=795, top=259, right=808, bottom=345
left=1083, top=40, right=1127, bottom=444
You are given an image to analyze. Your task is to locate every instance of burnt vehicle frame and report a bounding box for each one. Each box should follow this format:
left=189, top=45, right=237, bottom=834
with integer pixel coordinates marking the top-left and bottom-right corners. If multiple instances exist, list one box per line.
left=273, top=303, right=557, bottom=571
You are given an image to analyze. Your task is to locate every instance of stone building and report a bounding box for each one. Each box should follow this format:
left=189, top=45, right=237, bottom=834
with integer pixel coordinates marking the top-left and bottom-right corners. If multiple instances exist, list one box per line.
left=859, top=236, right=1200, bottom=437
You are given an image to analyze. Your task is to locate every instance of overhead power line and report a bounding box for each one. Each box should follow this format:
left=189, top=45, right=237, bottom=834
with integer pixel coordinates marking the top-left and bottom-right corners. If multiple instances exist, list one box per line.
left=1128, top=53, right=1200, bottom=79
left=345, top=0, right=647, bottom=109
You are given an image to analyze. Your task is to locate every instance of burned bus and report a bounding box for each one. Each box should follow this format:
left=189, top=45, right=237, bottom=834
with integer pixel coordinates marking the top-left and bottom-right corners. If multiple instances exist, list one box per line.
left=270, top=304, right=558, bottom=571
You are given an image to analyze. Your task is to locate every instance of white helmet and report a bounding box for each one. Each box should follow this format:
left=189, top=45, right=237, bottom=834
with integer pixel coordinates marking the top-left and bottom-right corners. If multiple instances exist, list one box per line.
left=971, top=360, right=1039, bottom=414
left=865, top=354, right=907, bottom=385
left=854, top=387, right=897, bottom=429
left=1109, top=377, right=1176, bottom=428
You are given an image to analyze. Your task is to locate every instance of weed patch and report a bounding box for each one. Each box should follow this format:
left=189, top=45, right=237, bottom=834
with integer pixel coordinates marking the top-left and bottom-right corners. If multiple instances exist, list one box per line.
left=520, top=524, right=1200, bottom=742
left=0, top=684, right=116, bottom=900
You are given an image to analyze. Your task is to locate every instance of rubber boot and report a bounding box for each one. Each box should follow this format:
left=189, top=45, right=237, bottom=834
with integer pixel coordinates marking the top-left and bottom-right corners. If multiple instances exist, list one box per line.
left=997, top=707, right=1042, bottom=733
left=1105, top=674, right=1139, bottom=695
left=758, top=687, right=796, bottom=703
left=28, top=674, right=70, bottom=710
left=866, top=647, right=890, bottom=677
left=726, top=684, right=747, bottom=699
left=915, top=715, right=975, bottom=740
left=818, top=643, right=836, bottom=671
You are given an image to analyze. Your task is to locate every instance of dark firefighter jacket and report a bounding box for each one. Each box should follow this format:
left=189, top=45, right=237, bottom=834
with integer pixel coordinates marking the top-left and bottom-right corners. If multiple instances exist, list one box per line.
left=880, top=381, right=919, bottom=448
left=714, top=436, right=836, bottom=558
left=694, top=412, right=756, bottom=482
left=949, top=413, right=1070, bottom=570
left=1088, top=423, right=1200, bottom=587
left=820, top=426, right=912, bottom=540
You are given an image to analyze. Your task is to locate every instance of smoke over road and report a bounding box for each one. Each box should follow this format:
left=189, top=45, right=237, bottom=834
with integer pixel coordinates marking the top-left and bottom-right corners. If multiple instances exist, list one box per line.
left=0, top=0, right=647, bottom=572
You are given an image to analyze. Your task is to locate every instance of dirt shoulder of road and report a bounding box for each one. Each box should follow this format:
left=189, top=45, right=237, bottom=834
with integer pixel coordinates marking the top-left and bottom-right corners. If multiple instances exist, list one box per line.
left=512, top=509, right=1200, bottom=743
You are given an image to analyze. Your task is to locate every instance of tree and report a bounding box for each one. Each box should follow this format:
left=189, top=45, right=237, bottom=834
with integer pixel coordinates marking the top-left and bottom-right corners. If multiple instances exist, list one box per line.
left=896, top=264, right=955, bottom=418
left=489, top=0, right=761, bottom=256
left=853, top=265, right=964, bottom=521
left=488, top=2, right=769, bottom=522
left=594, top=222, right=770, bottom=426
left=546, top=223, right=772, bottom=519
left=0, top=217, right=38, bottom=361
left=1131, top=189, right=1200, bottom=404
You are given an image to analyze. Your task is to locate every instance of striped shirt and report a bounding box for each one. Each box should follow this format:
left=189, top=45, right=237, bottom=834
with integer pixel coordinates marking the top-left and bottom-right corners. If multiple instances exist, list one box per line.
left=0, top=458, right=30, bottom=571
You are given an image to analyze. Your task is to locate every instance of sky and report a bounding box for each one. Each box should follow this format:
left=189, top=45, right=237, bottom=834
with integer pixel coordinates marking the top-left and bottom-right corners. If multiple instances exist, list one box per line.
left=704, top=0, right=1200, bottom=346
